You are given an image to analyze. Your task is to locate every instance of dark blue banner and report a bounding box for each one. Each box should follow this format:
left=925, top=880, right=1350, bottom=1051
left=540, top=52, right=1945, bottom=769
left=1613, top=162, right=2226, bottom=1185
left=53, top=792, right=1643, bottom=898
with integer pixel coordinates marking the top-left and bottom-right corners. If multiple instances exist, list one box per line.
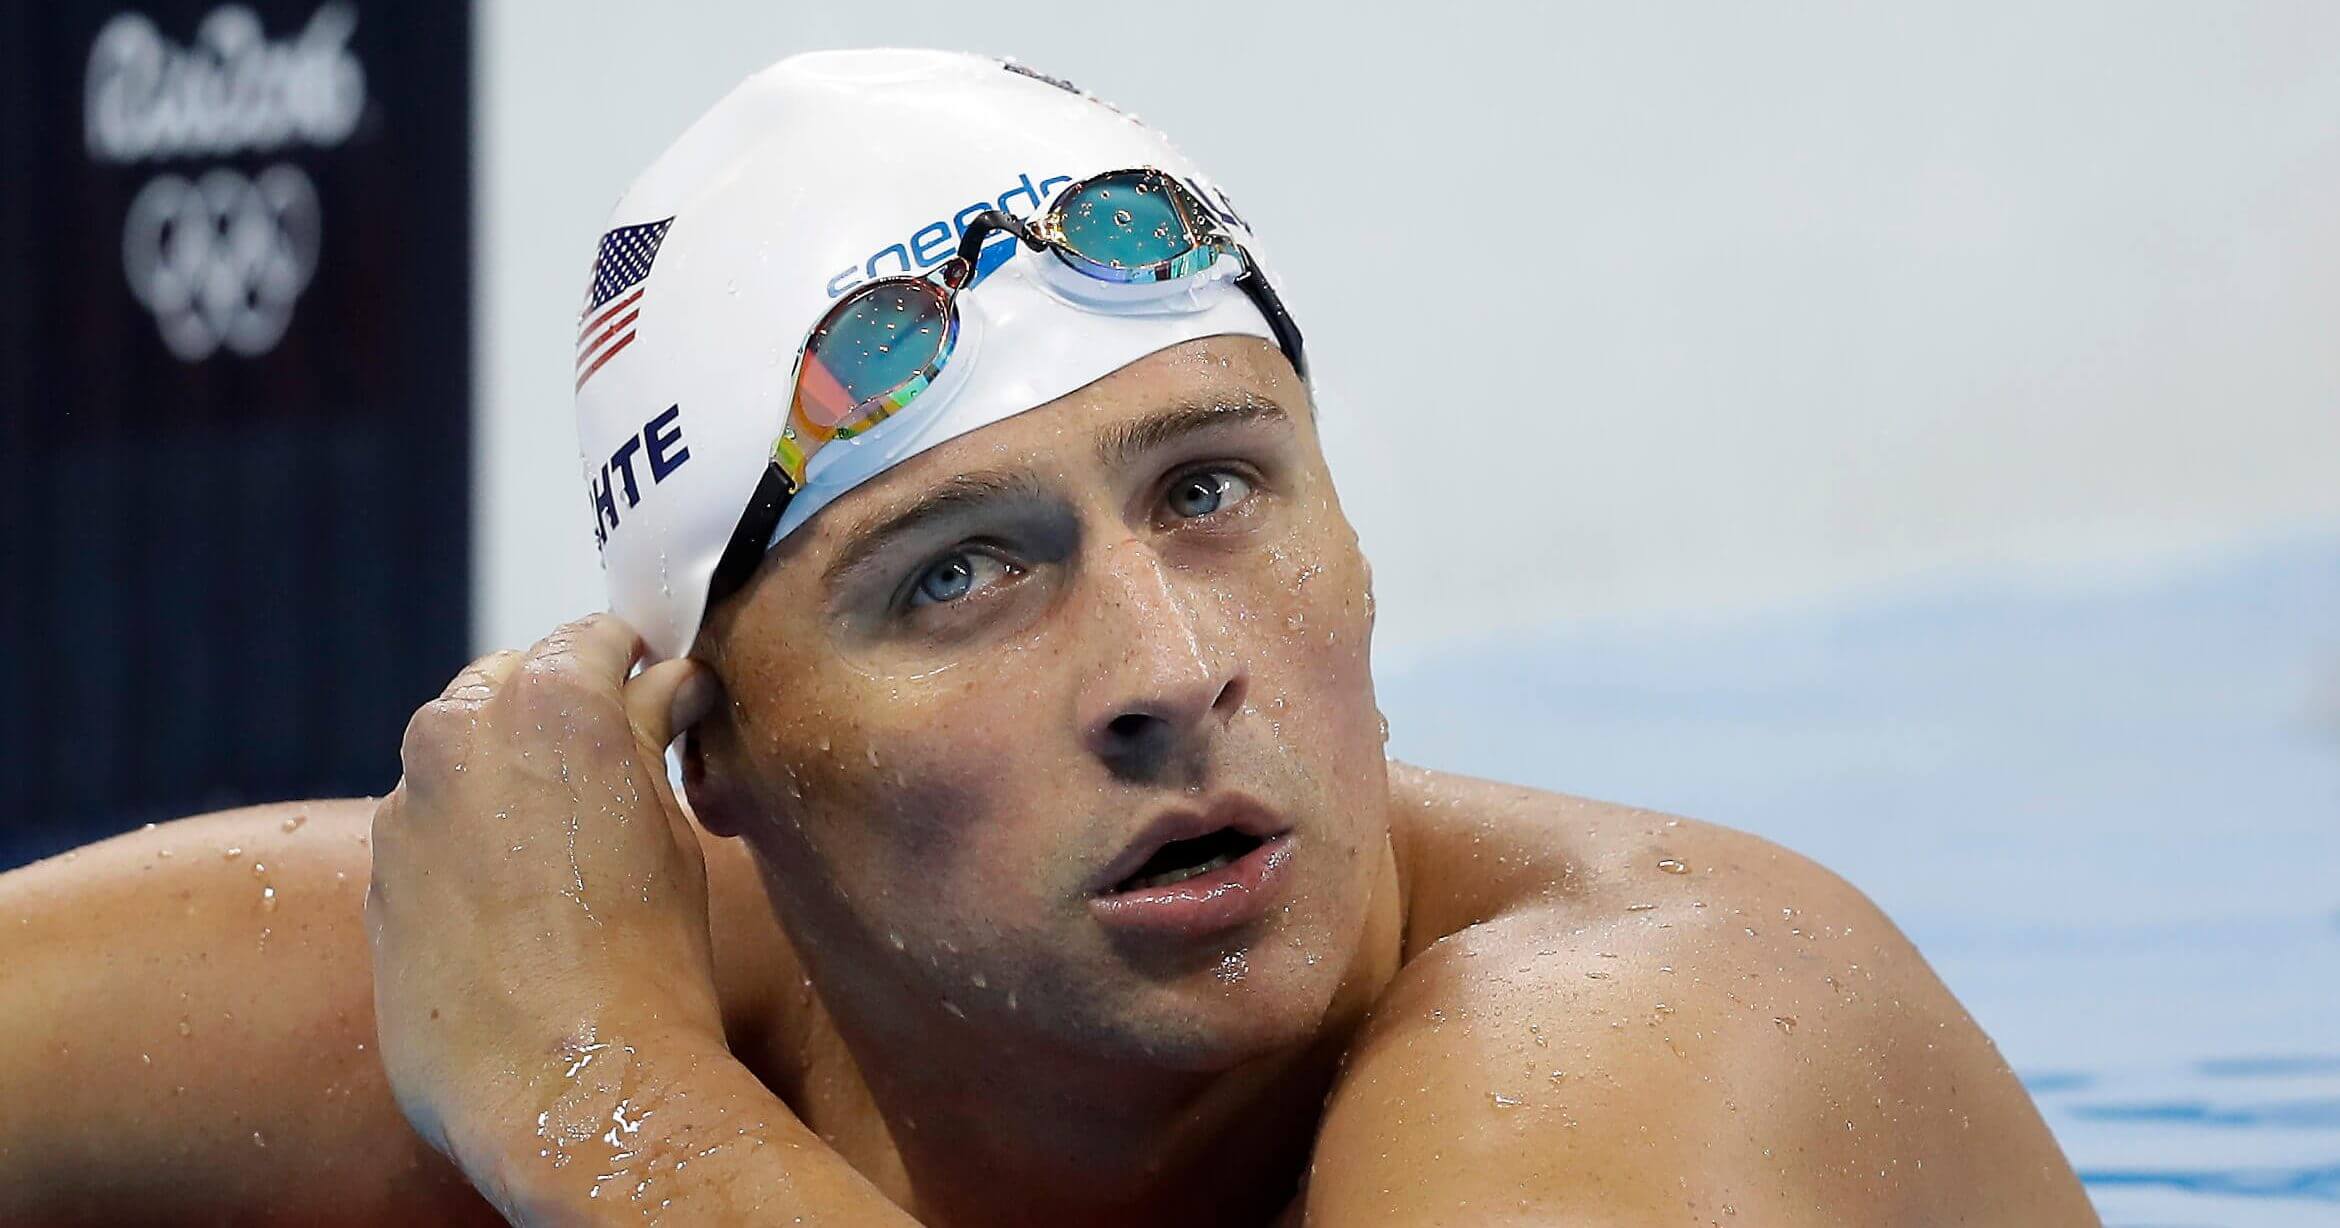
left=0, top=1, right=472, bottom=865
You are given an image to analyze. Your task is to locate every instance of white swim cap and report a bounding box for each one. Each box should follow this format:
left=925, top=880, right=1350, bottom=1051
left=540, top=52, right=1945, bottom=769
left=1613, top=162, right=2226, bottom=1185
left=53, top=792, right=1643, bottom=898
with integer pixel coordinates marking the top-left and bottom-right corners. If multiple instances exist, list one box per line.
left=572, top=48, right=1292, bottom=659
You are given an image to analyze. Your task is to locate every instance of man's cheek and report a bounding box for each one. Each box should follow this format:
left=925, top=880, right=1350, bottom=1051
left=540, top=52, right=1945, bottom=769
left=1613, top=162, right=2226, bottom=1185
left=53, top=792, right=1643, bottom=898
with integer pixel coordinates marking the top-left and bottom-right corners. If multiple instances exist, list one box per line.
left=862, top=720, right=1051, bottom=878
left=1277, top=559, right=1383, bottom=766
left=1276, top=556, right=1372, bottom=669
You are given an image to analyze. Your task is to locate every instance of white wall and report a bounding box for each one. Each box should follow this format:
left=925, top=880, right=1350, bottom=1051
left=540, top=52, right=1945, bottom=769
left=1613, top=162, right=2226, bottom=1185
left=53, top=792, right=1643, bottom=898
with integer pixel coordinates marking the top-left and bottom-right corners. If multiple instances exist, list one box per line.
left=476, top=0, right=2340, bottom=667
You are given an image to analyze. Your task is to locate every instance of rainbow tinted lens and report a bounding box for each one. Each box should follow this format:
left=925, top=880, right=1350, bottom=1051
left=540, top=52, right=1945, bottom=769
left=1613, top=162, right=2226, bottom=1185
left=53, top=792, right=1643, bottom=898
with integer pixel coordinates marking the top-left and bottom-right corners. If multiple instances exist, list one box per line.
left=1050, top=171, right=1215, bottom=282
left=794, top=281, right=954, bottom=430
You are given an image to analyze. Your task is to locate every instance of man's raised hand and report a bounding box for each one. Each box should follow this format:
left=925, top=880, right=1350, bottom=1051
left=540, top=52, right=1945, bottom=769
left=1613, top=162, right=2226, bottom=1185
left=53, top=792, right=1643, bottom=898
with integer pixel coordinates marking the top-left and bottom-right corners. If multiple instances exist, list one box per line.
left=365, top=614, right=723, bottom=1193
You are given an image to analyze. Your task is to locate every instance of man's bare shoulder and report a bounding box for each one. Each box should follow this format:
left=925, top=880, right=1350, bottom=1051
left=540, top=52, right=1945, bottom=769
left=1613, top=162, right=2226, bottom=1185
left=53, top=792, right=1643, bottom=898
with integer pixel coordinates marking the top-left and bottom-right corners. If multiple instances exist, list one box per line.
left=1387, top=762, right=1977, bottom=976
left=0, top=799, right=504, bottom=1224
left=6, top=797, right=375, bottom=899
left=5, top=799, right=807, bottom=1043
left=0, top=801, right=807, bottom=1224
left=3, top=798, right=386, bottom=1021
left=1311, top=764, right=2096, bottom=1225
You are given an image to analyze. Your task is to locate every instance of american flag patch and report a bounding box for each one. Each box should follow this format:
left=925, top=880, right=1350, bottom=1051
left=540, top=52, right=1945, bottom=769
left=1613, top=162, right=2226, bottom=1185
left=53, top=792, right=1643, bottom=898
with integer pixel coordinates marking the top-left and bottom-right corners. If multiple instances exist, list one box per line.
left=577, top=217, right=673, bottom=392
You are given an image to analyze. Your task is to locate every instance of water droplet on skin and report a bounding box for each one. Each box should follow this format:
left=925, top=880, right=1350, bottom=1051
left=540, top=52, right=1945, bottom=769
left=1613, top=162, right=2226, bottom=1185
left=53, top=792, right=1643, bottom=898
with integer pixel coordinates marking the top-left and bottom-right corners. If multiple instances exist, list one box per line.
left=177, top=1018, right=193, bottom=1037
left=1656, top=858, right=1687, bottom=874
left=156, top=849, right=172, bottom=860
left=280, top=813, right=306, bottom=833
left=1774, top=1015, right=1798, bottom=1034
left=1215, top=950, right=1249, bottom=984
left=251, top=1131, right=266, bottom=1148
left=260, top=887, right=277, bottom=911
left=941, top=1000, right=967, bottom=1020
left=222, top=847, right=243, bottom=861
left=1491, top=1093, right=1522, bottom=1109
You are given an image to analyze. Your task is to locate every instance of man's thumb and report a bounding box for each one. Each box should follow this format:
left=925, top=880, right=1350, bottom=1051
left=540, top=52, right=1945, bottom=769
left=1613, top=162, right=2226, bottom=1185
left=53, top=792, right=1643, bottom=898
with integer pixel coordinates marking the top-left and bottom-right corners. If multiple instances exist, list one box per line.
left=624, top=657, right=719, bottom=752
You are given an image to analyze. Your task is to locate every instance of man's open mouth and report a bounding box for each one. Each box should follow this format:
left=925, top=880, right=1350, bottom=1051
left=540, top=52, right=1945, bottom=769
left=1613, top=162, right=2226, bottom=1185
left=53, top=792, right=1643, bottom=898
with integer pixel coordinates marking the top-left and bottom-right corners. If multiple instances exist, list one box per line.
left=1108, top=827, right=1269, bottom=894
left=1089, top=797, right=1297, bottom=934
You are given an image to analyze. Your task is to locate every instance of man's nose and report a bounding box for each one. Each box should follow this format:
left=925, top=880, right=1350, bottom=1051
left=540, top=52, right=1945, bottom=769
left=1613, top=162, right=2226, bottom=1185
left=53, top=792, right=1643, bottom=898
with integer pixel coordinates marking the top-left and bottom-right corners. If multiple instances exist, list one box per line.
left=1074, top=538, right=1247, bottom=776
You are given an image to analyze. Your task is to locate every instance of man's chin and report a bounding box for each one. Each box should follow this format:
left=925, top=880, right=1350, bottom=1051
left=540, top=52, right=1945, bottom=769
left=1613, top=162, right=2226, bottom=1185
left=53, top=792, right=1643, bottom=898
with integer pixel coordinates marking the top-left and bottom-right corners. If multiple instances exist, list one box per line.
left=1081, top=958, right=1342, bottom=1073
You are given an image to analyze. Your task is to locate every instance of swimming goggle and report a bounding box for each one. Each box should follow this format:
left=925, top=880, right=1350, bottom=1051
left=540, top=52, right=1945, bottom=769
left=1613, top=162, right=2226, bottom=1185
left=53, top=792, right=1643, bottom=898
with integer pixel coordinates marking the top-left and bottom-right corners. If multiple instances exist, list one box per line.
left=707, top=168, right=1307, bottom=602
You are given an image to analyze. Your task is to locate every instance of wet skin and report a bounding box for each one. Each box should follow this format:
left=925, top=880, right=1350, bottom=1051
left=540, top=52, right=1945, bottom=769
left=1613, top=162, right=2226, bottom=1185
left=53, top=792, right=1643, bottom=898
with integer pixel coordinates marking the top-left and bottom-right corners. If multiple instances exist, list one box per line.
left=0, top=338, right=2099, bottom=1225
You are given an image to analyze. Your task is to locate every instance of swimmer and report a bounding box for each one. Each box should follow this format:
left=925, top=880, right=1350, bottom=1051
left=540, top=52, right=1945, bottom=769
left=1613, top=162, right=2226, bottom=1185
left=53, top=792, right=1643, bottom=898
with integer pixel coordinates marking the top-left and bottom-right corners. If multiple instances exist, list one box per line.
left=0, top=51, right=2097, bottom=1226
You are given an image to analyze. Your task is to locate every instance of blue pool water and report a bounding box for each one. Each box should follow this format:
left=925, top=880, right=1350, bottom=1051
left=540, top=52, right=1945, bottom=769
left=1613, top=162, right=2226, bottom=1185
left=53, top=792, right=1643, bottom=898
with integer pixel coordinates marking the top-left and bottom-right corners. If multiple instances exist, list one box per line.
left=1382, top=535, right=2340, bottom=1226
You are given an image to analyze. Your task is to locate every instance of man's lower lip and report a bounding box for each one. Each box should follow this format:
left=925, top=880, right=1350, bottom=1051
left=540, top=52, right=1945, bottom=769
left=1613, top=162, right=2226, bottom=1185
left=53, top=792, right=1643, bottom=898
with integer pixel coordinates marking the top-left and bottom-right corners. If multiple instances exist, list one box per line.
left=1090, top=833, right=1294, bottom=936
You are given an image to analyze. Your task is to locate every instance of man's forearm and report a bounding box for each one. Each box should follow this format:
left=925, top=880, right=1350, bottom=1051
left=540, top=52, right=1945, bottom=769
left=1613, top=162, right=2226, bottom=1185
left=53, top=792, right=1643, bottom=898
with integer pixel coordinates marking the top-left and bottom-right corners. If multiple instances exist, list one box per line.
left=467, top=1026, right=918, bottom=1226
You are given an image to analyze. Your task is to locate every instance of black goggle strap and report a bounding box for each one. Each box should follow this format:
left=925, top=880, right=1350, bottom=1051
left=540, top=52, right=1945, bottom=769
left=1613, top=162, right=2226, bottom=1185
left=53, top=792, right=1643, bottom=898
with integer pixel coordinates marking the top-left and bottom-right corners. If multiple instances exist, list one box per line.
left=1234, top=265, right=1307, bottom=383
left=707, top=460, right=794, bottom=613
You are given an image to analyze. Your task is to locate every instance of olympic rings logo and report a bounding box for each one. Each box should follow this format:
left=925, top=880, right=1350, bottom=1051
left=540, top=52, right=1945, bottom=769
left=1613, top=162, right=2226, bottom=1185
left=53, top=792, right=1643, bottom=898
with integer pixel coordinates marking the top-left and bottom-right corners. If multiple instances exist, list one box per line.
left=121, top=163, right=322, bottom=362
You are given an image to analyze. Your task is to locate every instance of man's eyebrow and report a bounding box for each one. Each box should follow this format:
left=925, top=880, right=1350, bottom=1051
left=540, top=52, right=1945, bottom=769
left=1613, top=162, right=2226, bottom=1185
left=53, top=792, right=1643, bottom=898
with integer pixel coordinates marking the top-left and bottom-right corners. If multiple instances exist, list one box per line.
left=1093, top=393, right=1290, bottom=470
left=817, top=394, right=1289, bottom=592
left=822, top=468, right=1046, bottom=591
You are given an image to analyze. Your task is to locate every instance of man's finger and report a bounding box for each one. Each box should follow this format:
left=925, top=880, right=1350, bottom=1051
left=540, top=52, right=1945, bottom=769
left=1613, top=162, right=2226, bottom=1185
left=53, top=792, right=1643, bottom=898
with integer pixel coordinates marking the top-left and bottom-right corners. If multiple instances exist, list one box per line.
left=622, top=656, right=719, bottom=754
left=525, top=611, right=648, bottom=689
left=438, top=649, right=524, bottom=703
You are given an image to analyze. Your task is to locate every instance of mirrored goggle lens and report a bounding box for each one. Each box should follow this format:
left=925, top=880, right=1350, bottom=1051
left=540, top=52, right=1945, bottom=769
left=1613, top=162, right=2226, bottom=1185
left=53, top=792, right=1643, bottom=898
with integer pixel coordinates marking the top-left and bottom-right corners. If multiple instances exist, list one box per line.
left=796, top=282, right=952, bottom=429
left=1051, top=171, right=1201, bottom=275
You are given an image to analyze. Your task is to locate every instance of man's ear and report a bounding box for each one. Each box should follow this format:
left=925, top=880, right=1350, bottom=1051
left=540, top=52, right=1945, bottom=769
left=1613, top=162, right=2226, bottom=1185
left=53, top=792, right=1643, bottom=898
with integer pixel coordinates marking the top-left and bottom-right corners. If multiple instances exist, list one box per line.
left=681, top=725, right=750, bottom=839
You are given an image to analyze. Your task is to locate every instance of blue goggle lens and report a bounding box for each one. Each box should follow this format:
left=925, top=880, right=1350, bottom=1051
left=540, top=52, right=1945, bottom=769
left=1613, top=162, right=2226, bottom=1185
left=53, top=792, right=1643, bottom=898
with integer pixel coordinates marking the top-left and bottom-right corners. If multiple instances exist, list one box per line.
left=1052, top=171, right=1202, bottom=276
left=798, top=282, right=951, bottom=428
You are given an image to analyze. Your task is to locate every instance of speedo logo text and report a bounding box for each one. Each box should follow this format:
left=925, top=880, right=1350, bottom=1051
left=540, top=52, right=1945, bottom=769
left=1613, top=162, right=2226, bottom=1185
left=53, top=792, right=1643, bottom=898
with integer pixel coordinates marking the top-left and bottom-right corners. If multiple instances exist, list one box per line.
left=824, top=171, right=1072, bottom=299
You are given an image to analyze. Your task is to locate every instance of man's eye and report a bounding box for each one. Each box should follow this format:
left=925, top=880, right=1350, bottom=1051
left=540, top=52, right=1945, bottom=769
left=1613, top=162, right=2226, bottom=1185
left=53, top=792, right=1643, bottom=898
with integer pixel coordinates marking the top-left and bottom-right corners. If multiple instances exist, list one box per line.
left=1165, top=469, right=1252, bottom=519
left=907, top=550, right=1017, bottom=608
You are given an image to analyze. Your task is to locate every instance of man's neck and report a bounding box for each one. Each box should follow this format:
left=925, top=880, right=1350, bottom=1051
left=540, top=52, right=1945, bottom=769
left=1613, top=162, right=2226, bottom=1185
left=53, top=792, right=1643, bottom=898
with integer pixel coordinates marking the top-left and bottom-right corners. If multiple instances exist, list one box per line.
left=883, top=1023, right=1349, bottom=1226
left=791, top=838, right=1406, bottom=1228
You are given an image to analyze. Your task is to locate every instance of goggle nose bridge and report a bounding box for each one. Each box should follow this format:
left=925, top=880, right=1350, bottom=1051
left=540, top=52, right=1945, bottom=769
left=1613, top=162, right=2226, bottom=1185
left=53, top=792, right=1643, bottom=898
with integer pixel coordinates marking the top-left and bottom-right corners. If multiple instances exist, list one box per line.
left=939, top=208, right=1049, bottom=290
